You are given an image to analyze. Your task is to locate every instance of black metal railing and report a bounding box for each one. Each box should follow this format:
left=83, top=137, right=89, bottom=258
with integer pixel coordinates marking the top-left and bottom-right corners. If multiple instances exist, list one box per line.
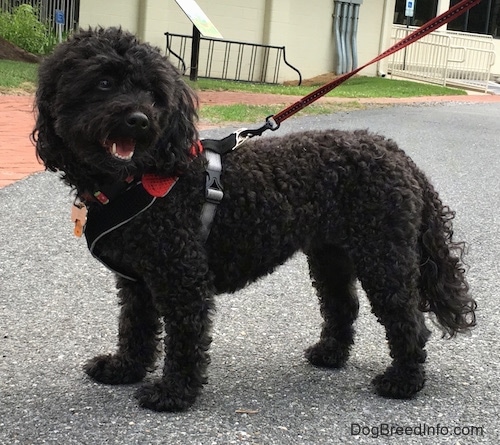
left=165, top=32, right=302, bottom=85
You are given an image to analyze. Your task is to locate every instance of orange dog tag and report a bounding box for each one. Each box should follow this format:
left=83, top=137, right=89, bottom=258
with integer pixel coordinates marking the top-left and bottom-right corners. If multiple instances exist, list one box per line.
left=71, top=201, right=87, bottom=237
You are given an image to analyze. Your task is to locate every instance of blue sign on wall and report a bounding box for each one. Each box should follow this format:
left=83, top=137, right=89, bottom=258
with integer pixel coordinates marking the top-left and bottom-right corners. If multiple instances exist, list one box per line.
left=55, top=9, right=65, bottom=25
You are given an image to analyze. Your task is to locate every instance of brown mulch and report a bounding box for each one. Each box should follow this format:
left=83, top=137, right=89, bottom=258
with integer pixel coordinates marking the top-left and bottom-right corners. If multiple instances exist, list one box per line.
left=0, top=37, right=40, bottom=63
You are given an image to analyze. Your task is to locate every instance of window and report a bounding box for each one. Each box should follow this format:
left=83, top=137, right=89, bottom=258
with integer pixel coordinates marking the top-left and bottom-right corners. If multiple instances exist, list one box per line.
left=448, top=0, right=500, bottom=37
left=393, top=0, right=438, bottom=26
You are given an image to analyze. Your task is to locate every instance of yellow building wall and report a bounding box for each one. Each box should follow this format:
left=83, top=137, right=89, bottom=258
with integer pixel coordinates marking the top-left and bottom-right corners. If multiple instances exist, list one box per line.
left=359, top=0, right=396, bottom=76
left=78, top=0, right=398, bottom=82
left=78, top=0, right=142, bottom=33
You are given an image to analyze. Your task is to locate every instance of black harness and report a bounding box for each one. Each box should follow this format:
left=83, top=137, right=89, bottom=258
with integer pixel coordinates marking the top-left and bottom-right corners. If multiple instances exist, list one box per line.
left=84, top=179, right=157, bottom=281
left=80, top=134, right=245, bottom=281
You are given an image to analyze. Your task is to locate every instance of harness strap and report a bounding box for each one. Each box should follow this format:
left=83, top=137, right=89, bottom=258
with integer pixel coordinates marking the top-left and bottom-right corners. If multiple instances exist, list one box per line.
left=201, top=135, right=238, bottom=154
left=200, top=149, right=223, bottom=241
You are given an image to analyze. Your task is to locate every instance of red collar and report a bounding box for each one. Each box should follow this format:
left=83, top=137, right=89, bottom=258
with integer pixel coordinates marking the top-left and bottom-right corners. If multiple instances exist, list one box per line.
left=141, top=140, right=203, bottom=197
left=142, top=174, right=178, bottom=197
left=82, top=140, right=204, bottom=203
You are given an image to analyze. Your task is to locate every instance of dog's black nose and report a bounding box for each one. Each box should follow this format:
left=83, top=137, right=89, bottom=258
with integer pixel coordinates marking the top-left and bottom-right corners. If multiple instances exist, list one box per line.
left=126, top=112, right=149, bottom=131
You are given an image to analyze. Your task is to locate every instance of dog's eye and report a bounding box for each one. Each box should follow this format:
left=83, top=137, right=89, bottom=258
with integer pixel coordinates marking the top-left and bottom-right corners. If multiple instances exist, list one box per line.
left=98, top=79, right=114, bottom=91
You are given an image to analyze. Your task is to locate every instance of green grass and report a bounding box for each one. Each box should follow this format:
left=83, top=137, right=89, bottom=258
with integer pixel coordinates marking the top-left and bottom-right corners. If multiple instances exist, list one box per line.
left=0, top=59, right=467, bottom=99
left=200, top=102, right=367, bottom=125
left=192, top=76, right=466, bottom=124
left=0, top=59, right=38, bottom=94
left=187, top=75, right=467, bottom=98
left=320, top=75, right=466, bottom=98
left=0, top=59, right=467, bottom=123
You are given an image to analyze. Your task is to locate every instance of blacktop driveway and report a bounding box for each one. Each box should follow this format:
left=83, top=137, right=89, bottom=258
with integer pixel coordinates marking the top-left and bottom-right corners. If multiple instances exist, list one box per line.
left=1, top=101, right=499, bottom=444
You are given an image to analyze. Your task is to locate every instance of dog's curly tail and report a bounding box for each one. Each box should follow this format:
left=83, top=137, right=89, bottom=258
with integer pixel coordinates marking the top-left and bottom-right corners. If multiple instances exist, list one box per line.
left=418, top=181, right=477, bottom=338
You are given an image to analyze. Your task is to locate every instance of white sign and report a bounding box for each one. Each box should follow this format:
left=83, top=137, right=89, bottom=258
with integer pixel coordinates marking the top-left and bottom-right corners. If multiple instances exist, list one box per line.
left=175, top=0, right=223, bottom=39
left=405, top=0, right=415, bottom=17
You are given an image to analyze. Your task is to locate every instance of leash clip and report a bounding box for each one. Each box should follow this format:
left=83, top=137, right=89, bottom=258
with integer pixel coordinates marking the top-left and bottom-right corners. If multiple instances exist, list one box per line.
left=232, top=128, right=253, bottom=150
left=234, top=115, right=281, bottom=149
left=201, top=115, right=281, bottom=155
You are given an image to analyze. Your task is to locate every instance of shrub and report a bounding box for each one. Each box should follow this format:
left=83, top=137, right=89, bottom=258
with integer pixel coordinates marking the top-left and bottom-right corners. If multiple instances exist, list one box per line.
left=0, top=4, right=56, bottom=54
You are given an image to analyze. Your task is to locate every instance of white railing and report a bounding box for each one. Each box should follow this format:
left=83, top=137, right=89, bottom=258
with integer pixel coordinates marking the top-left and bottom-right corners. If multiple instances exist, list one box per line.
left=388, top=25, right=496, bottom=93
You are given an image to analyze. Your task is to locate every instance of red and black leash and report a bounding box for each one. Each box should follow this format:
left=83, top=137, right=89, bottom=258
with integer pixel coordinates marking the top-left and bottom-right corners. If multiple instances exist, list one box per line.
left=239, top=0, right=482, bottom=139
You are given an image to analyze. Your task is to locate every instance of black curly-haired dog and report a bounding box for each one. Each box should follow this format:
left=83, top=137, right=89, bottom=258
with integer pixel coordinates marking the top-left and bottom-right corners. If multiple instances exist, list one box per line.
left=33, top=27, right=476, bottom=412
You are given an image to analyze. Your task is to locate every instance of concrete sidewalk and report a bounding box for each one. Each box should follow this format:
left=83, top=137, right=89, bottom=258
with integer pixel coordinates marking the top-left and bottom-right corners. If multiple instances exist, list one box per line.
left=2, top=92, right=500, bottom=188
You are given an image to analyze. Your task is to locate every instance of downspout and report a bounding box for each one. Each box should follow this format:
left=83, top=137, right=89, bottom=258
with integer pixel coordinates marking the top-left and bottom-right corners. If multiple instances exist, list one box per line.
left=333, top=1, right=344, bottom=74
left=339, top=2, right=349, bottom=73
left=345, top=2, right=354, bottom=72
left=334, top=0, right=363, bottom=74
left=350, top=1, right=361, bottom=70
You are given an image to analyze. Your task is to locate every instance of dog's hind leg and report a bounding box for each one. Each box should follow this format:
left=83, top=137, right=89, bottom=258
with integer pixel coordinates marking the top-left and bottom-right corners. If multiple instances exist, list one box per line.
left=357, top=246, right=432, bottom=399
left=84, top=278, right=161, bottom=384
left=305, top=245, right=359, bottom=368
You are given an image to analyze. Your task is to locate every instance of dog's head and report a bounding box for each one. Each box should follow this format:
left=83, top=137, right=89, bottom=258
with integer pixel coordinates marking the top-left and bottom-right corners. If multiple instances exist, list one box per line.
left=33, top=27, right=199, bottom=191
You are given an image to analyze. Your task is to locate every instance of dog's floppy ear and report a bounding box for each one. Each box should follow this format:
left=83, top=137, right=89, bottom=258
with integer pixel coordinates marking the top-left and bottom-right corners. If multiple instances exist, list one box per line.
left=32, top=100, right=66, bottom=173
left=32, top=60, right=73, bottom=176
left=168, top=78, right=199, bottom=156
left=152, top=61, right=201, bottom=173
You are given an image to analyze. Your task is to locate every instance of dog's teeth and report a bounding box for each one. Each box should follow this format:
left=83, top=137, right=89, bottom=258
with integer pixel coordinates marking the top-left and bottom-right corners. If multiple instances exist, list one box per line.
left=108, top=141, right=134, bottom=161
left=112, top=151, right=134, bottom=161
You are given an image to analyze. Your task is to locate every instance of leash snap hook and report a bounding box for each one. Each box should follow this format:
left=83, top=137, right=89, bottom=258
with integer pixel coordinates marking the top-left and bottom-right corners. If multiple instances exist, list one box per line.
left=233, top=115, right=280, bottom=149
left=232, top=128, right=253, bottom=150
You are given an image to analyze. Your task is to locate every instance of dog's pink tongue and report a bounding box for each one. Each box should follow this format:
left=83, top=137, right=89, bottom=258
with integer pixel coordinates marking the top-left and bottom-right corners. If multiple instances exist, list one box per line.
left=114, top=138, right=135, bottom=157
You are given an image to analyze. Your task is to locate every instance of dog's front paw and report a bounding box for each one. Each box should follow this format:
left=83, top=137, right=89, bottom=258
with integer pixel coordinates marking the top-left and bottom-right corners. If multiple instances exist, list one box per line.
left=373, top=364, right=425, bottom=399
left=305, top=339, right=350, bottom=368
left=84, top=354, right=147, bottom=384
left=135, top=380, right=197, bottom=412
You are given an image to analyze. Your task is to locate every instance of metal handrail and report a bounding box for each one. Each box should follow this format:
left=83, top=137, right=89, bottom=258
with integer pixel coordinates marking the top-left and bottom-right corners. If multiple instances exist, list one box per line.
left=165, top=32, right=302, bottom=85
left=388, top=24, right=495, bottom=93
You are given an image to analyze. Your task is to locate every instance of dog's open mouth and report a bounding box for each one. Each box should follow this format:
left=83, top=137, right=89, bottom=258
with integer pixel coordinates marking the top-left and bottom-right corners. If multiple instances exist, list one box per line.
left=102, top=138, right=136, bottom=161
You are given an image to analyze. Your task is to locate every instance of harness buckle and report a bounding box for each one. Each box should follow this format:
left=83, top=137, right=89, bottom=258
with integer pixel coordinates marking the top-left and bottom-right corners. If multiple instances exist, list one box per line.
left=206, top=187, right=224, bottom=203
left=200, top=149, right=224, bottom=241
left=204, top=150, right=224, bottom=204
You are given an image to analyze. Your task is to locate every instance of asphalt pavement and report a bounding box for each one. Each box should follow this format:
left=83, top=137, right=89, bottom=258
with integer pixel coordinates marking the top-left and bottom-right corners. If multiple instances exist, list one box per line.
left=1, top=102, right=499, bottom=444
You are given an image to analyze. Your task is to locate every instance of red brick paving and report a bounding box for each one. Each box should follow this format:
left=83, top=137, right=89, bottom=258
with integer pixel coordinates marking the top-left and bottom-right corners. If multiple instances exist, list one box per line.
left=0, top=95, right=42, bottom=188
left=1, top=91, right=500, bottom=188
